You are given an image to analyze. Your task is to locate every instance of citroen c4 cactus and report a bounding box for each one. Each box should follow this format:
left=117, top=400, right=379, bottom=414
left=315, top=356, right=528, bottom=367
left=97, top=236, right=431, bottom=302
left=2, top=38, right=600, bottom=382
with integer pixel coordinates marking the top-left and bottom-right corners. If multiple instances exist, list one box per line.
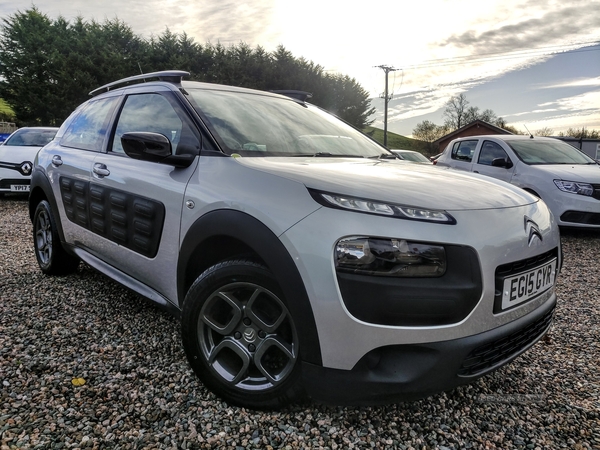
left=29, top=71, right=560, bottom=409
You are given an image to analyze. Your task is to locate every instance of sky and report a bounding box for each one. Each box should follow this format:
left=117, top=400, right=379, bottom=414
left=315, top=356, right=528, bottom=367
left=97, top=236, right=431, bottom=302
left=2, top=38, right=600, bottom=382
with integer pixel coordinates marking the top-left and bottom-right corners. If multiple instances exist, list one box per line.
left=1, top=0, right=599, bottom=137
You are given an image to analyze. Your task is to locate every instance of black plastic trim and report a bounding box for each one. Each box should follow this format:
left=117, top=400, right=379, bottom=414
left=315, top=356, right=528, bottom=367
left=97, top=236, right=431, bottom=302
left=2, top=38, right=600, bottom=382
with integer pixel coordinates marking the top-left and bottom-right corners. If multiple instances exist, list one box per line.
left=560, top=210, right=600, bottom=225
left=59, top=176, right=166, bottom=258
left=337, top=245, right=482, bottom=326
left=29, top=170, right=69, bottom=246
left=177, top=210, right=322, bottom=365
left=0, top=178, right=29, bottom=189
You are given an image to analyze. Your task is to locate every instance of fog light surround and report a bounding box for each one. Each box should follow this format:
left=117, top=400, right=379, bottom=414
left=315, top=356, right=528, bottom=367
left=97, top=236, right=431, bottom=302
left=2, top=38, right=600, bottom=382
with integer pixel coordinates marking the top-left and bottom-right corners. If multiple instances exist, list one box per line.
left=336, top=236, right=447, bottom=277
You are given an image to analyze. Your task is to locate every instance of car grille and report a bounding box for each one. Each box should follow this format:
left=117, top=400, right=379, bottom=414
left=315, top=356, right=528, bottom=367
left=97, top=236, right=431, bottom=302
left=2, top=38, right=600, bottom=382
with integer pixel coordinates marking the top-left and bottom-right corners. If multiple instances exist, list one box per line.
left=0, top=179, right=28, bottom=189
left=458, top=303, right=555, bottom=377
left=495, top=248, right=558, bottom=278
left=592, top=184, right=600, bottom=201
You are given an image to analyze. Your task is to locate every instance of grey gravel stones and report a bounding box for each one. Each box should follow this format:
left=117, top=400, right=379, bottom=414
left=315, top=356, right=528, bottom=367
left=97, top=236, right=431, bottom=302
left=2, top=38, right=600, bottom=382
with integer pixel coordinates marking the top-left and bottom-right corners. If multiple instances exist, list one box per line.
left=1, top=196, right=599, bottom=449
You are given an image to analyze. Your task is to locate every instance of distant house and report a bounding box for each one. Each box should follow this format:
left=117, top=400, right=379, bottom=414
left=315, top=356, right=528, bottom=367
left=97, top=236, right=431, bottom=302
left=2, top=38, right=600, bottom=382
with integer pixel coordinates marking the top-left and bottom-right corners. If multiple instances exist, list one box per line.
left=434, top=120, right=513, bottom=153
left=554, top=136, right=600, bottom=161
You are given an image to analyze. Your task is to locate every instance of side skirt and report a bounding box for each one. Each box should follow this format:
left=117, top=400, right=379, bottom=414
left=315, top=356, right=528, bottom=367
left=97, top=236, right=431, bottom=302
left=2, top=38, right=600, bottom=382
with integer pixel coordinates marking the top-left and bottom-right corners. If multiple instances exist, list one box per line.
left=71, top=246, right=181, bottom=319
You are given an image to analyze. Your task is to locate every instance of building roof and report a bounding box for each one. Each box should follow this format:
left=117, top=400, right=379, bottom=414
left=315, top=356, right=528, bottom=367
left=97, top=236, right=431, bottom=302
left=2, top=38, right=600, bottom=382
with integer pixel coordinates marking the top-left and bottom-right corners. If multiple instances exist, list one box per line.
left=433, top=119, right=513, bottom=146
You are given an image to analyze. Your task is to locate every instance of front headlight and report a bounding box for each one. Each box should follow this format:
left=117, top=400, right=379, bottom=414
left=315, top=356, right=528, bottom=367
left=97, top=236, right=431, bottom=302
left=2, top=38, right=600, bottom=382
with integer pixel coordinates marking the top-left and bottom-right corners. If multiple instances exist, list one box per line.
left=554, top=180, right=594, bottom=196
left=336, top=237, right=446, bottom=277
left=309, top=189, right=456, bottom=224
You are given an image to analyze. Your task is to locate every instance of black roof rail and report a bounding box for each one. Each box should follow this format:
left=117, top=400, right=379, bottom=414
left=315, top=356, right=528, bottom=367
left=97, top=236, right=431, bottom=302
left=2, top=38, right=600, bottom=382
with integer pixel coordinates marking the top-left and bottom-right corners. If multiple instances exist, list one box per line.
left=271, top=90, right=313, bottom=102
left=89, top=70, right=190, bottom=97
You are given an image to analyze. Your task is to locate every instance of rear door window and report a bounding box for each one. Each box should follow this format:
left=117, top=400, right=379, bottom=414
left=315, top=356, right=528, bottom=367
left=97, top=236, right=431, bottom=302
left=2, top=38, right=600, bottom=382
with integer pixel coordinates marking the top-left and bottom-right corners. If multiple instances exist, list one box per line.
left=451, top=140, right=477, bottom=163
left=61, top=96, right=120, bottom=152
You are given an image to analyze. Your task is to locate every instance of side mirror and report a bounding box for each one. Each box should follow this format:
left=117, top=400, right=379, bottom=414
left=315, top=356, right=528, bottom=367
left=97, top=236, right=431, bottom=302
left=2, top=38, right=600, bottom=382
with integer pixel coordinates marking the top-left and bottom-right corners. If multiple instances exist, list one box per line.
left=491, top=157, right=513, bottom=169
left=121, top=132, right=195, bottom=168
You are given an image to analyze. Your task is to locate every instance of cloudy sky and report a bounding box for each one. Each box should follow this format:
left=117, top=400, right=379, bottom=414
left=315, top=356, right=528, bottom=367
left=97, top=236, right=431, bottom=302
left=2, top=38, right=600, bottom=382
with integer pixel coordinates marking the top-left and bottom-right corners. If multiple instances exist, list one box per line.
left=1, top=0, right=599, bottom=136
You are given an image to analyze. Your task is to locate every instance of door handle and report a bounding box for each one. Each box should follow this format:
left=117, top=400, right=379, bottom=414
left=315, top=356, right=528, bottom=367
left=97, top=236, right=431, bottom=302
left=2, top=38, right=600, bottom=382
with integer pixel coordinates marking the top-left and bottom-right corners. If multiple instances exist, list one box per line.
left=93, top=163, right=110, bottom=177
left=473, top=170, right=479, bottom=173
left=51, top=155, right=63, bottom=166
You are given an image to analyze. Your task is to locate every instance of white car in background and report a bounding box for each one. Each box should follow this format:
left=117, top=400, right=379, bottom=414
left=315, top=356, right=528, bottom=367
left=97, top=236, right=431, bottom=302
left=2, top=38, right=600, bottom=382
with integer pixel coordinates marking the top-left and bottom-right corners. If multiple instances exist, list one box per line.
left=0, top=127, right=58, bottom=195
left=390, top=149, right=432, bottom=164
left=436, top=135, right=600, bottom=228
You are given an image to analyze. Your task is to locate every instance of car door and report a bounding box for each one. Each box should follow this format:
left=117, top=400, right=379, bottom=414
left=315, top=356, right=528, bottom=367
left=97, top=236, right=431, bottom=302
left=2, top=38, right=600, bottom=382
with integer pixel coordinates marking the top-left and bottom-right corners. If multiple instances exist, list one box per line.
left=83, top=90, right=201, bottom=304
left=47, top=94, right=122, bottom=245
left=445, top=139, right=478, bottom=172
left=472, top=139, right=516, bottom=183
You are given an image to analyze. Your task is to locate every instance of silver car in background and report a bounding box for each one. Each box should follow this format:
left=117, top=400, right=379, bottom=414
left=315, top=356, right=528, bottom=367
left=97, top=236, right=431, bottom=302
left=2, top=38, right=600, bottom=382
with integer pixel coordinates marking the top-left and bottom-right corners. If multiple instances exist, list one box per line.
left=29, top=71, right=561, bottom=409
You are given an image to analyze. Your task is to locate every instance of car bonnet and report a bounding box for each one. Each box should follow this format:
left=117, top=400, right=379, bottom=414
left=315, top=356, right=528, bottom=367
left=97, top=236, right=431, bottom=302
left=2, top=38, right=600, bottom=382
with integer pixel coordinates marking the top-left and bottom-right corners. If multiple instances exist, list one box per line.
left=233, top=157, right=538, bottom=211
left=526, top=162, right=600, bottom=182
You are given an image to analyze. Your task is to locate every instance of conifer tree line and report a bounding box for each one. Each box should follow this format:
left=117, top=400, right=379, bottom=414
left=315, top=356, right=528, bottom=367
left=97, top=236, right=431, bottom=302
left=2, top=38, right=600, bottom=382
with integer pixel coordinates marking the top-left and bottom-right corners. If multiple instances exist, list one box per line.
left=0, top=7, right=375, bottom=128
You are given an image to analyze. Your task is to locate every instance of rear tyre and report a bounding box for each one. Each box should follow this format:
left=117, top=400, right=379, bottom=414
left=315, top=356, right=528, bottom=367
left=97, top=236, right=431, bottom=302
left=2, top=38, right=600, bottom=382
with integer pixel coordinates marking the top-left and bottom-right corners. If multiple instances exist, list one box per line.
left=33, top=200, right=79, bottom=275
left=181, top=259, right=305, bottom=409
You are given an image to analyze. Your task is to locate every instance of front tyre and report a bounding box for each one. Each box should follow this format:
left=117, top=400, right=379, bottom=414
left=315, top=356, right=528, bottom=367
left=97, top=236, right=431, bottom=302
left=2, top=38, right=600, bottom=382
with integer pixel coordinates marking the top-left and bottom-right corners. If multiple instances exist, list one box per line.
left=33, top=200, right=79, bottom=275
left=181, top=260, right=304, bottom=409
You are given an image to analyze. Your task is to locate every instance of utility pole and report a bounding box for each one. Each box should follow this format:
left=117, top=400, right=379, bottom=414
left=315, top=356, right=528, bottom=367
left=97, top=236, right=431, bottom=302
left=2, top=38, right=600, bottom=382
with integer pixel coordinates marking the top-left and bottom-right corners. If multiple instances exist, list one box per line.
left=376, top=65, right=398, bottom=148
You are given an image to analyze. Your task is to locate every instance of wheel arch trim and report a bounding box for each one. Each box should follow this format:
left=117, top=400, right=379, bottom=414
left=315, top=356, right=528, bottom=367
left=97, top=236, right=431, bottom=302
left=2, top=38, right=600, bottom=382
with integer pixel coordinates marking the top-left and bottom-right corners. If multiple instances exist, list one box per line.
left=178, top=209, right=322, bottom=365
left=29, top=170, right=68, bottom=245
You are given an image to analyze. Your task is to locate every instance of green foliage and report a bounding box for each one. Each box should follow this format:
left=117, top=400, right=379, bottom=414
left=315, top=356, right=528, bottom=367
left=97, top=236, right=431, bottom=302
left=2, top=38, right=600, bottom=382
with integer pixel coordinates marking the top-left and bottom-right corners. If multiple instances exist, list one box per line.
left=558, top=127, right=600, bottom=139
left=0, top=8, right=145, bottom=125
left=0, top=98, right=15, bottom=121
left=411, top=120, right=449, bottom=153
left=363, top=126, right=426, bottom=152
left=0, top=8, right=374, bottom=129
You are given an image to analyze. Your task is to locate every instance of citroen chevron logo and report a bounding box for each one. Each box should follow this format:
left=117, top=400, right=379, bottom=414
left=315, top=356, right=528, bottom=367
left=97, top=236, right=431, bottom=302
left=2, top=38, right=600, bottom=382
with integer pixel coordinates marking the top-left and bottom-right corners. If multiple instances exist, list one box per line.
left=524, top=216, right=543, bottom=247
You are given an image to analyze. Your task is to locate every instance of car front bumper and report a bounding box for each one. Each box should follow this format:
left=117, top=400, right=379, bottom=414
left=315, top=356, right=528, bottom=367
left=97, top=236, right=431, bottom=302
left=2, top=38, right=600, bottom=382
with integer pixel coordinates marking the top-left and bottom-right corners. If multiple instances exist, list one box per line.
left=301, top=294, right=555, bottom=405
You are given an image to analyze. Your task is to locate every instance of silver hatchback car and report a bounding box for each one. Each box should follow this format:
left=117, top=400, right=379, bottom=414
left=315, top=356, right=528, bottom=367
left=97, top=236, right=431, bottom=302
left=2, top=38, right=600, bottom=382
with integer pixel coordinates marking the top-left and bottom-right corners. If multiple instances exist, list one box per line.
left=29, top=71, right=560, bottom=409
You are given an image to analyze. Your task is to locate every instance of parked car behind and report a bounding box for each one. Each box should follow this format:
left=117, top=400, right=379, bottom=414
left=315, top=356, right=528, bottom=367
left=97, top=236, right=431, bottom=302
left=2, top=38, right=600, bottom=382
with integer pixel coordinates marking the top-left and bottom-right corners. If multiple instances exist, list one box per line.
left=390, top=149, right=432, bottom=164
left=30, top=71, right=560, bottom=409
left=0, top=127, right=58, bottom=195
left=436, top=135, right=600, bottom=228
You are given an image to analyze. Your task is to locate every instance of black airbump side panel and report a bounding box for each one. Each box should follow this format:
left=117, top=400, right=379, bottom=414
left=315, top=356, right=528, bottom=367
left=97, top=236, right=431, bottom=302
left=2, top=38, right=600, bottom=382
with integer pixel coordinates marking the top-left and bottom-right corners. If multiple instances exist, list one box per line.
left=60, top=176, right=165, bottom=258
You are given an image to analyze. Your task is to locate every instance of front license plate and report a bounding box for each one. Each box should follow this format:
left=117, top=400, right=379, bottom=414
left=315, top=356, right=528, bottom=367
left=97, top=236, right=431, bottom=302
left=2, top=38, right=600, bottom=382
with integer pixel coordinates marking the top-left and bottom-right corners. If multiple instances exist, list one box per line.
left=501, top=259, right=557, bottom=310
left=10, top=185, right=30, bottom=192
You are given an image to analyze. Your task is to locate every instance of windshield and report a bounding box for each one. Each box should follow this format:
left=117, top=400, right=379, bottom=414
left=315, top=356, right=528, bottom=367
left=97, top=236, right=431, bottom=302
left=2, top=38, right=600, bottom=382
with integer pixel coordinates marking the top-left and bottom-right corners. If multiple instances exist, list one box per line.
left=4, top=128, right=57, bottom=147
left=397, top=151, right=430, bottom=162
left=508, top=139, right=595, bottom=165
left=186, top=88, right=386, bottom=157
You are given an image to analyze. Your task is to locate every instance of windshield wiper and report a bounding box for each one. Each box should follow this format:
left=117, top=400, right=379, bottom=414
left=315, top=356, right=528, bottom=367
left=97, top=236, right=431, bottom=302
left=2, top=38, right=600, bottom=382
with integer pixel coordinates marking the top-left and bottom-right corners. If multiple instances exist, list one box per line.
left=368, top=153, right=399, bottom=160
left=290, top=152, right=365, bottom=158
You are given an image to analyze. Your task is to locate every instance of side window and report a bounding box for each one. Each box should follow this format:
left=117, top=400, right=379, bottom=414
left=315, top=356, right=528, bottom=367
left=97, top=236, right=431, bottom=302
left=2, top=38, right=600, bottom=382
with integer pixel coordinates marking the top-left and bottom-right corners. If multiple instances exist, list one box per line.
left=450, top=140, right=477, bottom=163
left=478, top=141, right=508, bottom=166
left=61, top=96, right=120, bottom=152
left=111, top=93, right=197, bottom=155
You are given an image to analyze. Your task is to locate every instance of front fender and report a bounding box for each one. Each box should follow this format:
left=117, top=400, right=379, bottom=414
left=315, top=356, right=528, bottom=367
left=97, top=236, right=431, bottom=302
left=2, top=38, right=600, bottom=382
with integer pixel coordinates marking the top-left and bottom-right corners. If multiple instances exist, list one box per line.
left=177, top=209, right=322, bottom=365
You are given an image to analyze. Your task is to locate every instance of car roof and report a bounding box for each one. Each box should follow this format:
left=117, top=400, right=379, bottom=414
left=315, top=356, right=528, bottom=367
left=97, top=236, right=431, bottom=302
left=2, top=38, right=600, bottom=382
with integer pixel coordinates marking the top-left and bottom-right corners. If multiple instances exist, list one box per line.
left=453, top=134, right=558, bottom=142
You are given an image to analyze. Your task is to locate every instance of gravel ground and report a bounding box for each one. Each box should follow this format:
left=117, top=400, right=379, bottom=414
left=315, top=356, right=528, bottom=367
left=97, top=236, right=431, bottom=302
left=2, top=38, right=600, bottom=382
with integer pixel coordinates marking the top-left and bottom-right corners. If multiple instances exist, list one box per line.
left=1, top=194, right=599, bottom=450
